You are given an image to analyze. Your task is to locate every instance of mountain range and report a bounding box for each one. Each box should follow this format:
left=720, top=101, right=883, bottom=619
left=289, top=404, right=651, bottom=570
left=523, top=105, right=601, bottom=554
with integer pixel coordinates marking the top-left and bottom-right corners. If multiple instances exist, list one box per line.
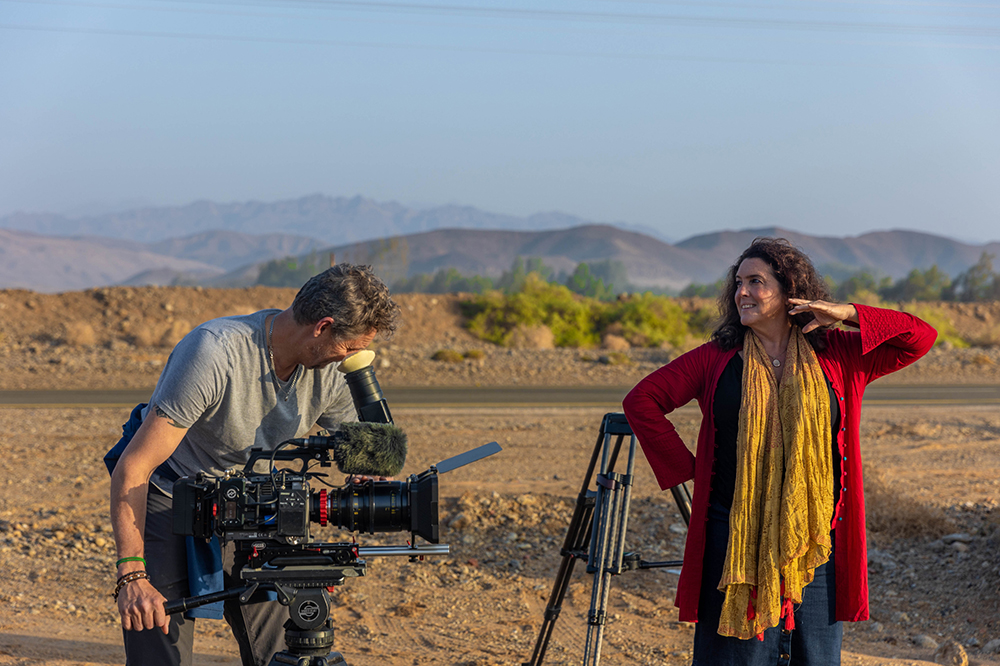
left=1, top=196, right=997, bottom=293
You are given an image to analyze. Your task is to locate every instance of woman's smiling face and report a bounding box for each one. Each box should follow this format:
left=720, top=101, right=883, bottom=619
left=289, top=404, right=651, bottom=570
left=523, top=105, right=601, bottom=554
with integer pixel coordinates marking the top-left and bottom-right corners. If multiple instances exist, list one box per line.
left=734, top=257, right=788, bottom=331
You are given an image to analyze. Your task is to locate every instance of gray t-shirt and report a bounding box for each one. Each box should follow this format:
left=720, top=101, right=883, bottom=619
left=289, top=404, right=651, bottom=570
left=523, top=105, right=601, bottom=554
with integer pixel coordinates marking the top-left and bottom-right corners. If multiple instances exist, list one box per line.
left=144, top=309, right=356, bottom=483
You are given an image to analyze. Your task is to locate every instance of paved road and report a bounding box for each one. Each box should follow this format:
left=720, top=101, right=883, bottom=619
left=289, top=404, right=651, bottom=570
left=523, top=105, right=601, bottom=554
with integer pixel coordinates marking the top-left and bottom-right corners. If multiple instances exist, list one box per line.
left=1, top=384, right=999, bottom=408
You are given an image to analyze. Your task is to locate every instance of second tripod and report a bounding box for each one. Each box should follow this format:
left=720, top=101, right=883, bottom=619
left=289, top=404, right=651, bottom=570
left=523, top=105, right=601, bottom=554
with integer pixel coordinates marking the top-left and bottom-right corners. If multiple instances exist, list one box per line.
left=524, top=412, right=692, bottom=666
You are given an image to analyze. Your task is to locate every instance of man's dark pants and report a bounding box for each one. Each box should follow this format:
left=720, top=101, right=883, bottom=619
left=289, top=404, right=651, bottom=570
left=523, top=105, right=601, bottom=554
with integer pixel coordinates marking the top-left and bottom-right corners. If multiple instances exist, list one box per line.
left=122, top=485, right=287, bottom=666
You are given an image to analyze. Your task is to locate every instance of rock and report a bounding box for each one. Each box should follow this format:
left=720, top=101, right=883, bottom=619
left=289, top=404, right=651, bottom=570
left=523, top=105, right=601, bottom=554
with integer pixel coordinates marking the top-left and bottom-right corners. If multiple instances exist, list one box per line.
left=933, top=639, right=968, bottom=666
left=449, top=513, right=471, bottom=530
left=869, top=622, right=885, bottom=633
left=982, top=638, right=1000, bottom=654
left=868, top=548, right=898, bottom=573
left=914, top=634, right=939, bottom=649
left=942, top=533, right=973, bottom=544
left=927, top=539, right=946, bottom=553
left=601, top=334, right=631, bottom=351
left=951, top=542, right=969, bottom=553
left=893, top=611, right=911, bottom=625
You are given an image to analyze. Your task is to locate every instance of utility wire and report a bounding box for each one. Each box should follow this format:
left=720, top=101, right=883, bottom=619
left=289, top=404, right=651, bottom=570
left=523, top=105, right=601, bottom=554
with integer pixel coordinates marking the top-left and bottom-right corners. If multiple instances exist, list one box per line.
left=5, top=0, right=1000, bottom=36
left=2, top=21, right=999, bottom=60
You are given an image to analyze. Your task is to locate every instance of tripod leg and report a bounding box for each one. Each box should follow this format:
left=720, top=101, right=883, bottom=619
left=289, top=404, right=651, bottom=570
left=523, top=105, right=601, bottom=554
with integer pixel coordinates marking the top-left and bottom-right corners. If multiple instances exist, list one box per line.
left=670, top=483, right=693, bottom=527
left=523, top=418, right=609, bottom=666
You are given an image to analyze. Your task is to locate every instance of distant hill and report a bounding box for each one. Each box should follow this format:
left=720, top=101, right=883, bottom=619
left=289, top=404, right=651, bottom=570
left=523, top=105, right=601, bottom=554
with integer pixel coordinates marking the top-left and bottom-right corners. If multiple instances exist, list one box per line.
left=263, top=225, right=707, bottom=291
left=2, top=202, right=998, bottom=293
left=0, top=229, right=223, bottom=293
left=0, top=194, right=639, bottom=245
left=208, top=225, right=1000, bottom=291
left=676, top=227, right=1000, bottom=282
left=147, top=231, right=324, bottom=271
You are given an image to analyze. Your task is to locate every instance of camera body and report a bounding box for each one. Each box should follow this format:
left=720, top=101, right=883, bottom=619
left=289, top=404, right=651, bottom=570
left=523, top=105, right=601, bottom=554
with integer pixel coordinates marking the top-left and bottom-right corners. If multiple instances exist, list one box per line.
left=172, top=439, right=439, bottom=546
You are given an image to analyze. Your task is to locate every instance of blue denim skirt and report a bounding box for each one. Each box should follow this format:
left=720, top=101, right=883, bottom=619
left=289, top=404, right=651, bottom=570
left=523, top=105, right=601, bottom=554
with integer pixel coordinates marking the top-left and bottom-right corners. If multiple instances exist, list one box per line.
left=692, top=502, right=842, bottom=666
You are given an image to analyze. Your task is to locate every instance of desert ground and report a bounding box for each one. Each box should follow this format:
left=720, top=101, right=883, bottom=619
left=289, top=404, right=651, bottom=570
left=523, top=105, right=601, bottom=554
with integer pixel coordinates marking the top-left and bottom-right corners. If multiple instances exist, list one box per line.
left=1, top=288, right=999, bottom=666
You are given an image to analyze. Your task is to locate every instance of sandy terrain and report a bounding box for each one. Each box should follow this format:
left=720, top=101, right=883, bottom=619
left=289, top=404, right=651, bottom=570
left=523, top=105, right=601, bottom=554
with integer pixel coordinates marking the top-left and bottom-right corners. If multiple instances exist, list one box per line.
left=1, top=288, right=999, bottom=665
left=2, top=403, right=1000, bottom=666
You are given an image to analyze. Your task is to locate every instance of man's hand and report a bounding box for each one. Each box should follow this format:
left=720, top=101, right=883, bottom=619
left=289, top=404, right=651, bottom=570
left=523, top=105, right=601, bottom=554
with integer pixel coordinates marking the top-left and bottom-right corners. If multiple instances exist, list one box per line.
left=117, top=577, right=169, bottom=633
left=345, top=475, right=395, bottom=483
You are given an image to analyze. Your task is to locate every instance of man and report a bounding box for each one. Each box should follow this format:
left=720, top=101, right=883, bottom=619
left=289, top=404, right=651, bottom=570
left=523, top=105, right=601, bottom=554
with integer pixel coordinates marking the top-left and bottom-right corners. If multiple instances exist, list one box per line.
left=109, top=264, right=400, bottom=666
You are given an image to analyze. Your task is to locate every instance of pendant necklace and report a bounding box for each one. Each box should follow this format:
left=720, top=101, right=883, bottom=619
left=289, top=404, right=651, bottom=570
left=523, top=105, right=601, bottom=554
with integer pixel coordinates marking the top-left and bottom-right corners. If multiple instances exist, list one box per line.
left=771, top=357, right=781, bottom=368
left=267, top=314, right=301, bottom=401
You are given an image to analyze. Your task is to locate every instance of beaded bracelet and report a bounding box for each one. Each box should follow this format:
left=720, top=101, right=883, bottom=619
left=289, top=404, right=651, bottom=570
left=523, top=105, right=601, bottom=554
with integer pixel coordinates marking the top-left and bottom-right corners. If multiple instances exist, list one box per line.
left=116, top=556, right=146, bottom=567
left=112, top=571, right=150, bottom=601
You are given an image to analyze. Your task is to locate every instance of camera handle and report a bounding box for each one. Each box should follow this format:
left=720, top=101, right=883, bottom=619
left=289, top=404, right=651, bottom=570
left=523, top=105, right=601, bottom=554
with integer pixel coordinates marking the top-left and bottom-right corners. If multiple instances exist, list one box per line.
left=523, top=412, right=692, bottom=666
left=164, top=583, right=258, bottom=616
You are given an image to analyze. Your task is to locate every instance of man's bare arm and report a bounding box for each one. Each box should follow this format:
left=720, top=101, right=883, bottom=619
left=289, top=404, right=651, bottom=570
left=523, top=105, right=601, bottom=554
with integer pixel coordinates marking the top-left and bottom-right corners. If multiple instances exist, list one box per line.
left=110, top=404, right=188, bottom=633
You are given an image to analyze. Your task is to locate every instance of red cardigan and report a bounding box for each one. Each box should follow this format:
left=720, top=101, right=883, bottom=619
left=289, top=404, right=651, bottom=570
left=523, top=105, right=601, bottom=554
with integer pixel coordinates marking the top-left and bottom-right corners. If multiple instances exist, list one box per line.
left=622, top=304, right=936, bottom=623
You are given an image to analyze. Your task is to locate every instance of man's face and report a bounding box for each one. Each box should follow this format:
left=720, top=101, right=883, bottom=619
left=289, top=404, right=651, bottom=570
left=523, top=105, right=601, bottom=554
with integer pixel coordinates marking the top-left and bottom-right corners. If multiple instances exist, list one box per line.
left=305, top=328, right=377, bottom=370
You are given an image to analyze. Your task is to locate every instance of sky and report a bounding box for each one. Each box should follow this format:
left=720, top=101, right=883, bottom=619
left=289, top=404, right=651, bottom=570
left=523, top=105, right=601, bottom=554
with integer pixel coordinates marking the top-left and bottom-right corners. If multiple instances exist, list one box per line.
left=1, top=0, right=999, bottom=243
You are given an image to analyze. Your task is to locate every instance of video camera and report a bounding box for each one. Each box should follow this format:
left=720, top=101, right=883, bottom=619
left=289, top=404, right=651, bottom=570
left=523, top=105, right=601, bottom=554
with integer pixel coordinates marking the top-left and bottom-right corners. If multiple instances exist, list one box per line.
left=164, top=350, right=500, bottom=663
left=171, top=423, right=439, bottom=546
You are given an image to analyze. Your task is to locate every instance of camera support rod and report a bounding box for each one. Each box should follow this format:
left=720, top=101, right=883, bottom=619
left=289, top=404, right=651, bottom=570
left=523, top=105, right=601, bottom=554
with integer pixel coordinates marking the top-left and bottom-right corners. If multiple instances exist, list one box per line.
left=523, top=412, right=692, bottom=666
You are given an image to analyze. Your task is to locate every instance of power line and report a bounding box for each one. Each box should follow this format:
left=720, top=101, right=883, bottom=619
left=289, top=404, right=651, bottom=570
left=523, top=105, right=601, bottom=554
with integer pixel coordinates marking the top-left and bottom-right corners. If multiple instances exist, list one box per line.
left=5, top=0, right=1000, bottom=37
left=2, top=21, right=999, bottom=61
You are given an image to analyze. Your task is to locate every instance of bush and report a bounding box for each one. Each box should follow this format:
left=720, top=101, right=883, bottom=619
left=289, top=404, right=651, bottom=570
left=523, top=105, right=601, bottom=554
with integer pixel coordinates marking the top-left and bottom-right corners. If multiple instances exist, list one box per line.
left=599, top=352, right=633, bottom=366
left=463, top=349, right=485, bottom=360
left=905, top=306, right=969, bottom=349
left=687, top=304, right=719, bottom=339
left=431, top=349, right=465, bottom=363
left=602, top=293, right=689, bottom=348
left=462, top=279, right=696, bottom=349
left=463, top=275, right=602, bottom=348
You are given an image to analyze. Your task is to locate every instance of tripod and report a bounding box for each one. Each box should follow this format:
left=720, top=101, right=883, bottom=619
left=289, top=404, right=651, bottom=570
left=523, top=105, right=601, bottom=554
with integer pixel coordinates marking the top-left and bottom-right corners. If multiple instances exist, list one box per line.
left=524, top=412, right=692, bottom=666
left=165, top=552, right=366, bottom=665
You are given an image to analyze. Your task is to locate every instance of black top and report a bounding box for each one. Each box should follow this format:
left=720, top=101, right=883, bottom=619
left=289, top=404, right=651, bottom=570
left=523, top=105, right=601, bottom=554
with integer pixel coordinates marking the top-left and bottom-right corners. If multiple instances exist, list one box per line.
left=710, top=354, right=841, bottom=511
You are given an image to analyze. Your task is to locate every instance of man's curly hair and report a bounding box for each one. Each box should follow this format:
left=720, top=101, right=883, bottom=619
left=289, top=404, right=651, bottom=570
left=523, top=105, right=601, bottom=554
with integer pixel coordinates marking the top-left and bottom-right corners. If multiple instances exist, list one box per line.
left=711, top=237, right=832, bottom=351
left=292, top=264, right=400, bottom=340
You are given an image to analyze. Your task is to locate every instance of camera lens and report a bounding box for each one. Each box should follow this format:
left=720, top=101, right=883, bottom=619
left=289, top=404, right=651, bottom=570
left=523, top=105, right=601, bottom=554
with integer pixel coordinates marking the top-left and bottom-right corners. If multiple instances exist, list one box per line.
left=312, top=475, right=438, bottom=543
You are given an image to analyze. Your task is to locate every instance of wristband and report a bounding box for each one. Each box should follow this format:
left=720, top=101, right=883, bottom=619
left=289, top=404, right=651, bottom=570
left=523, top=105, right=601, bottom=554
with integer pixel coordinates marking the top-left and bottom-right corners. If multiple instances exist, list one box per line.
left=112, top=571, right=150, bottom=601
left=116, top=556, right=146, bottom=567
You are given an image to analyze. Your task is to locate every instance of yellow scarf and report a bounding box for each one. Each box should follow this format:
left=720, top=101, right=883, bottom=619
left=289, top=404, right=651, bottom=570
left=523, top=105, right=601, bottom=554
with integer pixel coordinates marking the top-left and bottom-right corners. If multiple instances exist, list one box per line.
left=716, top=327, right=833, bottom=640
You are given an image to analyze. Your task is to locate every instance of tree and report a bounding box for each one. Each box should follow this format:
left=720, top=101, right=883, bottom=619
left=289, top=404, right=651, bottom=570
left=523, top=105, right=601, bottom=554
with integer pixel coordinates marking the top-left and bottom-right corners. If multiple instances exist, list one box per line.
left=680, top=280, right=723, bottom=298
left=834, top=271, right=892, bottom=301
left=948, top=252, right=999, bottom=302
left=882, top=265, right=951, bottom=302
left=256, top=252, right=326, bottom=287
left=565, top=263, right=613, bottom=300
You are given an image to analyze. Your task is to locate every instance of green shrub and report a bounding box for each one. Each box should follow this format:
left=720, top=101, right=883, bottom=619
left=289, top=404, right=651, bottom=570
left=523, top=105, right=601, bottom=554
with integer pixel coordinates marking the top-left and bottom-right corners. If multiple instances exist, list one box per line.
left=464, top=349, right=485, bottom=360
left=463, top=275, right=602, bottom=348
left=431, top=349, right=465, bottom=363
left=600, top=352, right=633, bottom=366
left=906, top=305, right=969, bottom=349
left=687, top=304, right=719, bottom=338
left=462, top=278, right=707, bottom=349
left=601, top=293, right=690, bottom=348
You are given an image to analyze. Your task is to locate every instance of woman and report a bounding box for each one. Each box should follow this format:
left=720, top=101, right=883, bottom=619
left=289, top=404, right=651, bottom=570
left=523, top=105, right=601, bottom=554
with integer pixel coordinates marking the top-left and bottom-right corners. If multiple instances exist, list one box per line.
left=623, top=238, right=936, bottom=665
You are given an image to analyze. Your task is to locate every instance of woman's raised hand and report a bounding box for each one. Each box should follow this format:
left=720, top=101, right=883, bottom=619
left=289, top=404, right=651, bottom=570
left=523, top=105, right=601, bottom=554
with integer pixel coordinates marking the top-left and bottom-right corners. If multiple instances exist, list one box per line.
left=787, top=298, right=859, bottom=333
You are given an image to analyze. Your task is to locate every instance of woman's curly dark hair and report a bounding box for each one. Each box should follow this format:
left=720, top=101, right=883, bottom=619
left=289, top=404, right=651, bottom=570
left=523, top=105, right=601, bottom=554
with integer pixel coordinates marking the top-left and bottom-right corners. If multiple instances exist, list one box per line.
left=711, top=237, right=832, bottom=351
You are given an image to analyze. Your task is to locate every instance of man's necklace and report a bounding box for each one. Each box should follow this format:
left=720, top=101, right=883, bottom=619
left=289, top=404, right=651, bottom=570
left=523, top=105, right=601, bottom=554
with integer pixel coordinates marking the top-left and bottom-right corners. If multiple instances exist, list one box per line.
left=267, top=314, right=301, bottom=401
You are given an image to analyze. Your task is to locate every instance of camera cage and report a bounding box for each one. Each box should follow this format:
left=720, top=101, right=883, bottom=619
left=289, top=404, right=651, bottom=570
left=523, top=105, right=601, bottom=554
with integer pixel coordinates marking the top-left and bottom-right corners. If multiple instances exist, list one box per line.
left=166, top=440, right=501, bottom=620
